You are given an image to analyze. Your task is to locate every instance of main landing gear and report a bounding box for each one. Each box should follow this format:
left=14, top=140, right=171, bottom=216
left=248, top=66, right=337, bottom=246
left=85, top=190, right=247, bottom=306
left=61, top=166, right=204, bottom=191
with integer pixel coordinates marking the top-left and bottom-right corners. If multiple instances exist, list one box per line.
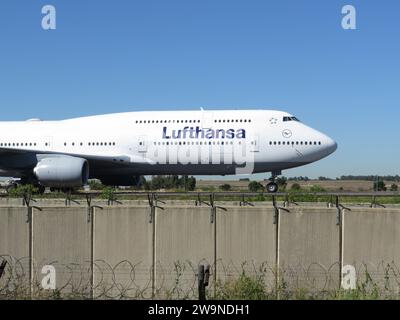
left=266, top=171, right=281, bottom=193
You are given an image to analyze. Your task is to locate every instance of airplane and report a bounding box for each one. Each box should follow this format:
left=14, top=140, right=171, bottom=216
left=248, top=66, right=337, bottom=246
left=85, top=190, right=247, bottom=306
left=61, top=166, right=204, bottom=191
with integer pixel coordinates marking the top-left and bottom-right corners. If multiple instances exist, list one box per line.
left=0, top=109, right=337, bottom=193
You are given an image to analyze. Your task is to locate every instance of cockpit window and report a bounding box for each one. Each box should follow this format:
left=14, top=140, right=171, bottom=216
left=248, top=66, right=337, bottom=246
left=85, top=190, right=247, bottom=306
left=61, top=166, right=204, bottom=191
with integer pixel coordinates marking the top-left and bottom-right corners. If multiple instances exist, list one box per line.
left=283, top=116, right=300, bottom=122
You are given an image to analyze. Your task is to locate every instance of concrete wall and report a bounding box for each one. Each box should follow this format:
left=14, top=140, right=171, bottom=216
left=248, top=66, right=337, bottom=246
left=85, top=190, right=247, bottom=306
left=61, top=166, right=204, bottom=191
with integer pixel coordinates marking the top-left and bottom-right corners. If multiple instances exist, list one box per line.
left=93, top=206, right=153, bottom=299
left=343, top=208, right=400, bottom=290
left=156, top=206, right=214, bottom=299
left=32, top=207, right=91, bottom=295
left=217, top=207, right=276, bottom=290
left=0, top=207, right=30, bottom=294
left=0, top=207, right=29, bottom=259
left=279, top=208, right=340, bottom=291
left=2, top=204, right=400, bottom=298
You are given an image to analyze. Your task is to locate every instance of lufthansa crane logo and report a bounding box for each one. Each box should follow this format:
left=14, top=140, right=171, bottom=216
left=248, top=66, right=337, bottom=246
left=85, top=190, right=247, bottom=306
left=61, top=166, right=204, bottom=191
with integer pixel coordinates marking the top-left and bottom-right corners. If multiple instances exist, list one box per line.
left=269, top=118, right=278, bottom=125
left=282, top=129, right=292, bottom=138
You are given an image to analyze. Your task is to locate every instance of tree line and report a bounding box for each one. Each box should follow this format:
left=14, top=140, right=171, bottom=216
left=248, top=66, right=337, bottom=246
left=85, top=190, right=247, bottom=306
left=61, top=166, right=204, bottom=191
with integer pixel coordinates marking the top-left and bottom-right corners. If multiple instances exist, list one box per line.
left=289, top=175, right=400, bottom=182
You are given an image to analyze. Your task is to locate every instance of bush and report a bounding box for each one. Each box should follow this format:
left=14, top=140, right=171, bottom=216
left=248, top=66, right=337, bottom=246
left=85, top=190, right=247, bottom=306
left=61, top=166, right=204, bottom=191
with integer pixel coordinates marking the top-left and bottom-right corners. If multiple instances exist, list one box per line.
left=276, top=177, right=288, bottom=191
left=219, top=184, right=232, bottom=191
left=146, top=175, right=196, bottom=191
left=290, top=183, right=301, bottom=191
left=7, top=184, right=38, bottom=197
left=214, top=272, right=268, bottom=300
left=373, top=180, right=387, bottom=191
left=101, top=187, right=117, bottom=201
left=390, top=184, right=398, bottom=192
left=88, top=180, right=105, bottom=190
left=248, top=181, right=264, bottom=193
left=310, top=185, right=326, bottom=193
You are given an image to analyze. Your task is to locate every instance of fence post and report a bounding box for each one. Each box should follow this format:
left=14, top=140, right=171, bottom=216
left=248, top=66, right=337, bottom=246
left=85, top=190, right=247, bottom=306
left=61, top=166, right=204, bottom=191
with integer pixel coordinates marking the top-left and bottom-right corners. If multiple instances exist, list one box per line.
left=86, top=194, right=102, bottom=300
left=0, top=260, right=7, bottom=279
left=147, top=193, right=164, bottom=299
left=198, top=264, right=210, bottom=300
left=23, top=192, right=42, bottom=299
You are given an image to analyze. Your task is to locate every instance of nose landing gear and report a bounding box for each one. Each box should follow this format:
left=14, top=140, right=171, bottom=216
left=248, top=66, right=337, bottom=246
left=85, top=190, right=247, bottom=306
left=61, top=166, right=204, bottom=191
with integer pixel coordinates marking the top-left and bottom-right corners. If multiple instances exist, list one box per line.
left=266, top=170, right=282, bottom=193
left=266, top=182, right=279, bottom=193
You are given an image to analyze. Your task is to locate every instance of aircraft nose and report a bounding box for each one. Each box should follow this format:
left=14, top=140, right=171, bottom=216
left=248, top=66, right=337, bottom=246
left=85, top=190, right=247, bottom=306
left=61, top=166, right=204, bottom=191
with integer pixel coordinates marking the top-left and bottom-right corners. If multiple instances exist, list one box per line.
left=326, top=136, right=338, bottom=155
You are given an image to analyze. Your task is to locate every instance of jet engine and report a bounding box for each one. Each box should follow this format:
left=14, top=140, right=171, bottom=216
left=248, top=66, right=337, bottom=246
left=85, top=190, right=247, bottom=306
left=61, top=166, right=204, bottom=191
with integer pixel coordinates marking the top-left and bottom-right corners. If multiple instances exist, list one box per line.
left=33, top=155, right=89, bottom=188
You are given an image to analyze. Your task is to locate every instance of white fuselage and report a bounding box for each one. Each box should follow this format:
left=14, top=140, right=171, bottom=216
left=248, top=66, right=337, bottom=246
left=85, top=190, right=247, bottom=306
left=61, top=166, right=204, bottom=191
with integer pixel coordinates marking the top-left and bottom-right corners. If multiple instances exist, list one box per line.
left=0, top=110, right=337, bottom=182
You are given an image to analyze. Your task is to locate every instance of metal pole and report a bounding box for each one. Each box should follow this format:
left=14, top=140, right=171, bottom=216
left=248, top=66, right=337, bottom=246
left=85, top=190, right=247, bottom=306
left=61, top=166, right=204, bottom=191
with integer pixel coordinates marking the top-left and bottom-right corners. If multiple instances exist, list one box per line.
left=213, top=206, right=217, bottom=299
left=198, top=264, right=210, bottom=300
left=274, top=205, right=280, bottom=300
left=90, top=206, right=95, bottom=300
left=198, top=265, right=205, bottom=300
left=151, top=204, right=156, bottom=299
left=28, top=206, right=33, bottom=299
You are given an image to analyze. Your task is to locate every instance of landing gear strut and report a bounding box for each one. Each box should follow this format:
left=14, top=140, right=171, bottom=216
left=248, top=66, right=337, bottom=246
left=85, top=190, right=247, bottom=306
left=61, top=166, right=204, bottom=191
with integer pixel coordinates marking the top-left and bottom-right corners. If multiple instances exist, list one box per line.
left=266, top=171, right=281, bottom=193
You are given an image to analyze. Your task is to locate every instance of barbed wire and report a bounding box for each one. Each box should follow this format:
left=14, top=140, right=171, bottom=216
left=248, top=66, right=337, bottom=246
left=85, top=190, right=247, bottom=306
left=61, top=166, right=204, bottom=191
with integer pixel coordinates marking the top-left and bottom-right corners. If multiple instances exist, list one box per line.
left=1, top=255, right=400, bottom=300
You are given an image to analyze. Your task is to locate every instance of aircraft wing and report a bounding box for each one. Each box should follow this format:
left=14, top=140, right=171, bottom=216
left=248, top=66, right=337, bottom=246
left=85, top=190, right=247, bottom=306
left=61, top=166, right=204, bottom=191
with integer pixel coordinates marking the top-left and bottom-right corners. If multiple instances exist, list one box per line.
left=0, top=146, right=152, bottom=165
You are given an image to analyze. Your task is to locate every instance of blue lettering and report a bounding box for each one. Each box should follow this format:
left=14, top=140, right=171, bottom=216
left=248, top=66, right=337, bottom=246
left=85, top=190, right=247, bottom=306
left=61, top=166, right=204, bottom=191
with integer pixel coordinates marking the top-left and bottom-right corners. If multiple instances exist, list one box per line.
left=162, top=126, right=246, bottom=139
left=216, top=129, right=225, bottom=139
left=226, top=129, right=234, bottom=139
left=162, top=127, right=170, bottom=139
left=237, top=129, right=246, bottom=139
left=205, top=129, right=214, bottom=139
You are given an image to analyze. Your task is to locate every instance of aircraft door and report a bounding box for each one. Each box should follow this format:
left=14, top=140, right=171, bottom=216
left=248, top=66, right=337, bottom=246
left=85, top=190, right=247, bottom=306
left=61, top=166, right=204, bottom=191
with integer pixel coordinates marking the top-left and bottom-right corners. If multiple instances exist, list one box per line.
left=44, top=136, right=53, bottom=151
left=250, top=135, right=260, bottom=152
left=137, top=136, right=148, bottom=153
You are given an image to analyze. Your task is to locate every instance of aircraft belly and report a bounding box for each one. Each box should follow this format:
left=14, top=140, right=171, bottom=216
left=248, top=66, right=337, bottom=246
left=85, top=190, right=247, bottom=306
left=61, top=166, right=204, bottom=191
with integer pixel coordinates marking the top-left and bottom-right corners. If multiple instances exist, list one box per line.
left=89, top=161, right=311, bottom=176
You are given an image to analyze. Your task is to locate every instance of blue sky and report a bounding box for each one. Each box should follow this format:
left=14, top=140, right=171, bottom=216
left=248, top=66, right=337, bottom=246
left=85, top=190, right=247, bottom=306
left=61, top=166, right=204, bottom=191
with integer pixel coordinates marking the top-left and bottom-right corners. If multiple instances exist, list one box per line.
left=0, top=1, right=399, bottom=179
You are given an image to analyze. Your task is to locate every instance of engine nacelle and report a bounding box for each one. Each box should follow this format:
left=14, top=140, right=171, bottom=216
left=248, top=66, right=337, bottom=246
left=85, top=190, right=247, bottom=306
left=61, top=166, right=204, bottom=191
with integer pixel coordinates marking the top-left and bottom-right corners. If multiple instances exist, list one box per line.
left=33, top=156, right=89, bottom=188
